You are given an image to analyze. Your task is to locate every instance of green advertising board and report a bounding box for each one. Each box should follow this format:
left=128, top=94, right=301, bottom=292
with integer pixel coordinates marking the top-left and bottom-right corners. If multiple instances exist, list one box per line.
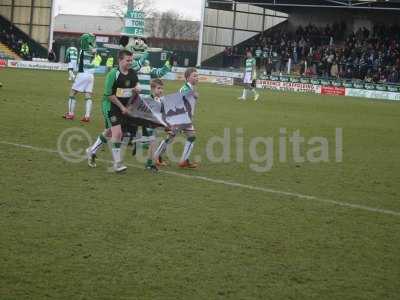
left=121, top=10, right=145, bottom=37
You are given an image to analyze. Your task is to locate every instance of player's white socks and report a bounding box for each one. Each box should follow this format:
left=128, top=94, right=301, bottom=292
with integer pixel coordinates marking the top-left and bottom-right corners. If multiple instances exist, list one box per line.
left=85, top=99, right=93, bottom=118
left=68, top=97, right=76, bottom=115
left=68, top=70, right=75, bottom=81
left=111, top=143, right=122, bottom=164
left=242, top=89, right=247, bottom=99
left=90, top=132, right=108, bottom=154
left=181, top=139, right=195, bottom=162
left=252, top=89, right=259, bottom=100
left=154, top=138, right=172, bottom=160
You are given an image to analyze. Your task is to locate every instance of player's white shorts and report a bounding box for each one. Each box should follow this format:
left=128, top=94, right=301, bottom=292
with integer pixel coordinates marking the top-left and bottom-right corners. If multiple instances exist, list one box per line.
left=72, top=72, right=94, bottom=93
left=243, top=72, right=253, bottom=84
left=68, top=60, right=77, bottom=70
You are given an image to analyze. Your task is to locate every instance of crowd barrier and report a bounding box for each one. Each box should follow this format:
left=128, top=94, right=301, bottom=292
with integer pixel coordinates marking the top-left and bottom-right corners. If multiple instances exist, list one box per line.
left=256, top=77, right=400, bottom=101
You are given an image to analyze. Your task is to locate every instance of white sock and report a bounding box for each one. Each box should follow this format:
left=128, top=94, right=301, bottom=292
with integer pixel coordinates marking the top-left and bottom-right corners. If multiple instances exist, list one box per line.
left=90, top=134, right=107, bottom=154
left=242, top=89, right=247, bottom=99
left=85, top=99, right=93, bottom=118
left=181, top=140, right=194, bottom=162
left=68, top=97, right=76, bottom=114
left=69, top=70, right=74, bottom=80
left=154, top=139, right=168, bottom=159
left=111, top=143, right=122, bottom=164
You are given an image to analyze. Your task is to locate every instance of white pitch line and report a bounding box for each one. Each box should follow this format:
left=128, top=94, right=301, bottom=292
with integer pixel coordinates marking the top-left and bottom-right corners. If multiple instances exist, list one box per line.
left=1, top=140, right=399, bottom=218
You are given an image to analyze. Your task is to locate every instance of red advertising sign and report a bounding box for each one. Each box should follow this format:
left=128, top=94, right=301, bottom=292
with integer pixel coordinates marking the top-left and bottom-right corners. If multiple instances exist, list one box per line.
left=0, top=59, right=6, bottom=68
left=321, top=86, right=346, bottom=96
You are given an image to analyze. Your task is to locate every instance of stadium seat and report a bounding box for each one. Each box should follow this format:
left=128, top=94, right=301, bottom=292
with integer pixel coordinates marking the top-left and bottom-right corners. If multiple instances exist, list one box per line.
left=0, top=42, right=21, bottom=60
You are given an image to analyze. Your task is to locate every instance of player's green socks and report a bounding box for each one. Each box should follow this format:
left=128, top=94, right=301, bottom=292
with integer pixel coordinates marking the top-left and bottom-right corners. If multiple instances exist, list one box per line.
left=145, top=158, right=158, bottom=171
left=146, top=159, right=154, bottom=167
left=100, top=133, right=108, bottom=144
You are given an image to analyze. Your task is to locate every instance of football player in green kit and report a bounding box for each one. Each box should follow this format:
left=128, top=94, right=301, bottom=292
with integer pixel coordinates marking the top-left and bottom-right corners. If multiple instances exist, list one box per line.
left=238, top=50, right=260, bottom=101
left=86, top=36, right=174, bottom=166
left=87, top=50, right=140, bottom=173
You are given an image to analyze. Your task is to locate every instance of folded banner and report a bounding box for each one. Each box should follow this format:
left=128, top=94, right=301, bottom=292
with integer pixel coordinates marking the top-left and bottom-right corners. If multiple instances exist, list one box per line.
left=127, top=92, right=198, bottom=129
left=127, top=95, right=167, bottom=128
left=162, top=92, right=197, bottom=128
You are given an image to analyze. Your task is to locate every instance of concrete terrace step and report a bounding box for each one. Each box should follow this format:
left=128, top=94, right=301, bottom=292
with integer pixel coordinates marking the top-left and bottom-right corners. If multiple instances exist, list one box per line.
left=0, top=43, right=21, bottom=60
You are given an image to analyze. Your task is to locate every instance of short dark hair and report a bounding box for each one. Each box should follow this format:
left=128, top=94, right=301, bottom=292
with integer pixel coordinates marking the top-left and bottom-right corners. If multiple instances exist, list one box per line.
left=118, top=49, right=132, bottom=60
left=184, top=67, right=197, bottom=80
left=119, top=36, right=129, bottom=47
left=151, top=78, right=164, bottom=89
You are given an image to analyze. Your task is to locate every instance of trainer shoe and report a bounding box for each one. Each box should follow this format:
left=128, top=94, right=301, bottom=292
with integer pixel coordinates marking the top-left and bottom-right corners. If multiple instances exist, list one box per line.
left=254, top=93, right=260, bottom=101
left=237, top=97, right=246, bottom=101
left=145, top=163, right=159, bottom=172
left=63, top=113, right=74, bottom=120
left=156, top=158, right=168, bottom=167
left=86, top=148, right=97, bottom=168
left=178, top=160, right=198, bottom=169
left=113, top=162, right=127, bottom=173
left=80, top=116, right=90, bottom=123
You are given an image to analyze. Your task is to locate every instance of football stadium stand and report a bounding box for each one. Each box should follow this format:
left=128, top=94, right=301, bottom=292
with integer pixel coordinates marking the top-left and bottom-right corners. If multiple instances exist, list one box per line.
left=0, top=1, right=55, bottom=59
left=0, top=41, right=20, bottom=60
left=199, top=0, right=400, bottom=84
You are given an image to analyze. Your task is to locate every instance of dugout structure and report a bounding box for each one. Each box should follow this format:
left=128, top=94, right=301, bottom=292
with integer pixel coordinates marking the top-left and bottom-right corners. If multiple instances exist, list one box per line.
left=0, top=0, right=55, bottom=49
left=198, top=0, right=400, bottom=66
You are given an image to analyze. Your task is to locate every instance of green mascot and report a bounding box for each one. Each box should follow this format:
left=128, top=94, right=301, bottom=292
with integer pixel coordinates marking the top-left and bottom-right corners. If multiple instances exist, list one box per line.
left=63, top=33, right=97, bottom=122
left=118, top=12, right=174, bottom=169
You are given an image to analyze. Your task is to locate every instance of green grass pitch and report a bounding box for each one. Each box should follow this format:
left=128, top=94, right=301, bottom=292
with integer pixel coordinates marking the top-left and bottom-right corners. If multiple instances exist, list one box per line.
left=0, top=68, right=399, bottom=299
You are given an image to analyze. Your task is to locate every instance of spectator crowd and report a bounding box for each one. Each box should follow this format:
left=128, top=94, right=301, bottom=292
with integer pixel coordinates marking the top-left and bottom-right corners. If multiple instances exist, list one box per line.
left=1, top=25, right=32, bottom=60
left=223, top=23, right=400, bottom=84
